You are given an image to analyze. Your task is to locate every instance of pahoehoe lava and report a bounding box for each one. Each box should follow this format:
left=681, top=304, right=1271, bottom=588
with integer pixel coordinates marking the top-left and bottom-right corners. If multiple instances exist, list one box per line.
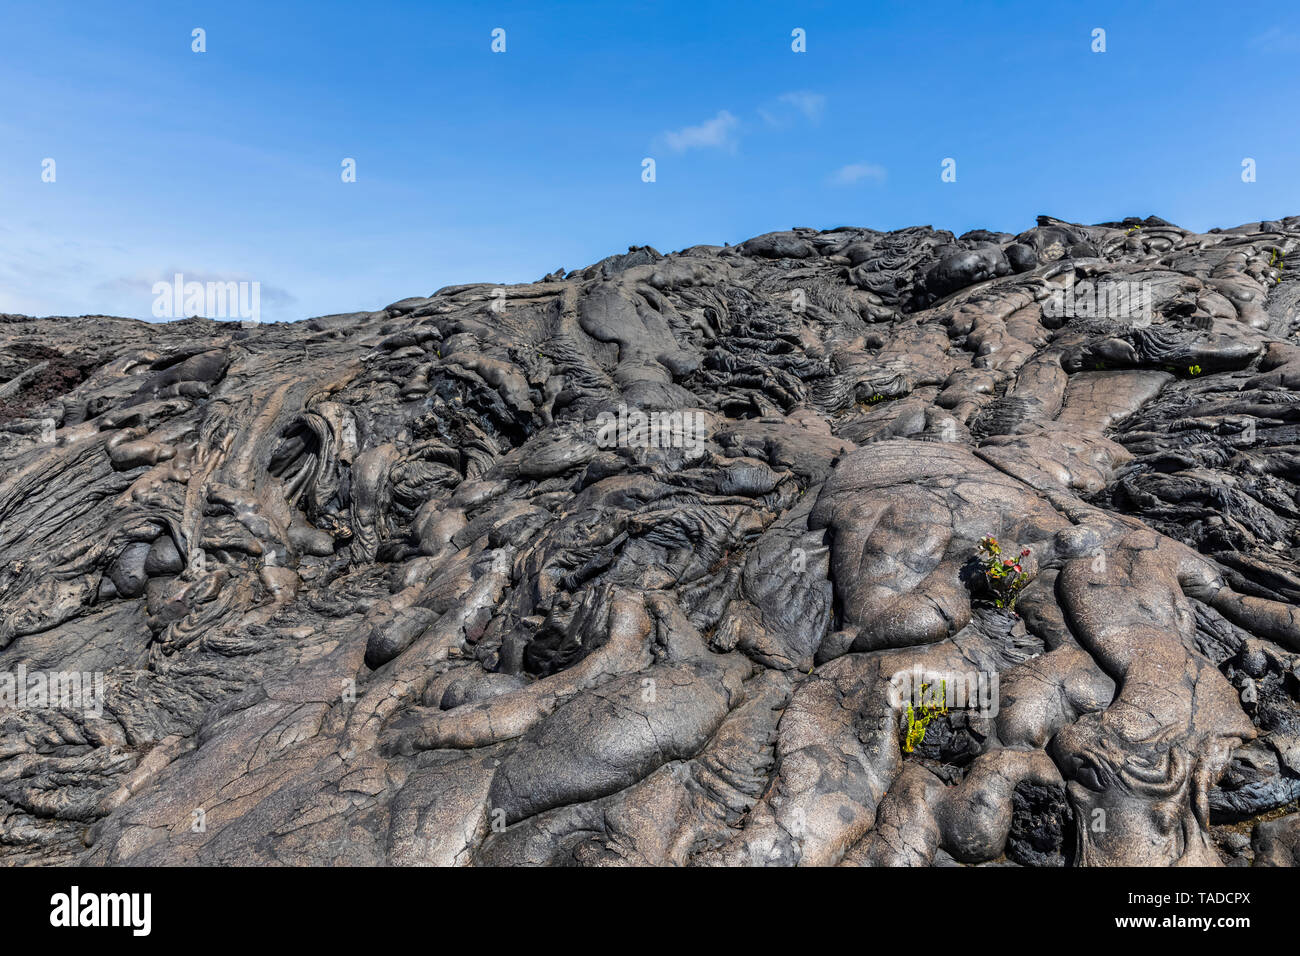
left=3, top=214, right=1300, bottom=866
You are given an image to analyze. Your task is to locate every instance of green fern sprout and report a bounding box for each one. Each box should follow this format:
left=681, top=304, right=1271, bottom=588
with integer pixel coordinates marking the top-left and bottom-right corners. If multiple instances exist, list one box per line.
left=902, top=680, right=948, bottom=754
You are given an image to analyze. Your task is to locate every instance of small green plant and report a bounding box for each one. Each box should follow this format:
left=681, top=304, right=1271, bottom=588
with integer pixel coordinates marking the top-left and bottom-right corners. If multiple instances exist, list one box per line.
left=977, top=536, right=1031, bottom=609
left=1188, top=364, right=1202, bottom=376
left=1270, top=249, right=1286, bottom=283
left=902, top=680, right=948, bottom=754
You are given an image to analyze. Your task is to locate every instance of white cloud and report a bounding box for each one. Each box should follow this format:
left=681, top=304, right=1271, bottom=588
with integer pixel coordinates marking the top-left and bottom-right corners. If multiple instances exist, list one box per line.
left=663, top=110, right=740, bottom=153
left=1250, top=27, right=1300, bottom=52
left=777, top=91, right=825, bottom=124
left=0, top=231, right=298, bottom=321
left=829, top=162, right=887, bottom=186
left=95, top=269, right=296, bottom=310
left=759, top=91, right=826, bottom=128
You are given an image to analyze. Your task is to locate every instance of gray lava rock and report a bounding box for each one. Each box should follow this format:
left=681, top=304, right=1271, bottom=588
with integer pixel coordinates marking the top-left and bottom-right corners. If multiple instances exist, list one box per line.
left=3, top=212, right=1300, bottom=868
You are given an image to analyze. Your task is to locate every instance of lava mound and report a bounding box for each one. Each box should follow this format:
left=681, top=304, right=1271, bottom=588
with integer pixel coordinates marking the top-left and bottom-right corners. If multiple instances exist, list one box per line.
left=3, top=214, right=1300, bottom=867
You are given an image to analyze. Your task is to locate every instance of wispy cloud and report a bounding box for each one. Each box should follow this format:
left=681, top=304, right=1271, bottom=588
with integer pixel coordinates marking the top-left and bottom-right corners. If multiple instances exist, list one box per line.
left=759, top=91, right=826, bottom=128
left=1249, top=27, right=1300, bottom=52
left=660, top=92, right=824, bottom=155
left=662, top=110, right=740, bottom=153
left=95, top=269, right=297, bottom=310
left=777, top=91, right=825, bottom=124
left=828, top=162, right=887, bottom=186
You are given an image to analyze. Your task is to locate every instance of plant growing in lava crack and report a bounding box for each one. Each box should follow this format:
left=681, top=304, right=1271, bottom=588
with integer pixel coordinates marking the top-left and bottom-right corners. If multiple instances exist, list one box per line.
left=977, top=536, right=1031, bottom=610
left=902, top=680, right=948, bottom=754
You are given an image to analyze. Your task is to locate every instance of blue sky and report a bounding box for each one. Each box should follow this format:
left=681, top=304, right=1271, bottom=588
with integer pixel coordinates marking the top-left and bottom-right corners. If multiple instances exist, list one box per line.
left=2, top=0, right=1299, bottom=322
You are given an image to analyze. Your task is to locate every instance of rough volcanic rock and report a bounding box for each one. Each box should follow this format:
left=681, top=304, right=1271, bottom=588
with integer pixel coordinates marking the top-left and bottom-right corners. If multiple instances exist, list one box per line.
left=3, top=213, right=1300, bottom=866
